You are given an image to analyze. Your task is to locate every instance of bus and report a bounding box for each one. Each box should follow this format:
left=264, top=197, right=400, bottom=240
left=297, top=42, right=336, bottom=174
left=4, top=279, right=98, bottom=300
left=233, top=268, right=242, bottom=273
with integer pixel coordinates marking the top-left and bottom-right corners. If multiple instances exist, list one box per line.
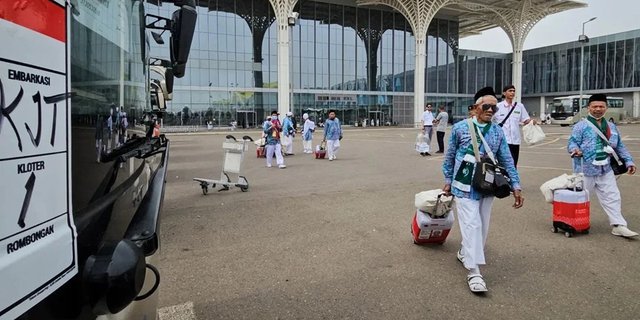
left=1, top=1, right=196, bottom=319
left=549, top=95, right=625, bottom=126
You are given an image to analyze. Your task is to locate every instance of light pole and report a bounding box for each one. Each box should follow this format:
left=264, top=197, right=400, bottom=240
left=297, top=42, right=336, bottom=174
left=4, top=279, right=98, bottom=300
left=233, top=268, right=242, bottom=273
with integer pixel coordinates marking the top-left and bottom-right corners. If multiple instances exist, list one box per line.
left=578, top=17, right=596, bottom=108
left=288, top=12, right=299, bottom=115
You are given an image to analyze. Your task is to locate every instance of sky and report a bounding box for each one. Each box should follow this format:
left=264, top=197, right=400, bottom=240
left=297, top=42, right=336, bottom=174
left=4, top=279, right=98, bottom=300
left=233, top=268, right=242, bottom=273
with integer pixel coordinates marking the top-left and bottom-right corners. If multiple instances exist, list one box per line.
left=459, top=0, right=640, bottom=53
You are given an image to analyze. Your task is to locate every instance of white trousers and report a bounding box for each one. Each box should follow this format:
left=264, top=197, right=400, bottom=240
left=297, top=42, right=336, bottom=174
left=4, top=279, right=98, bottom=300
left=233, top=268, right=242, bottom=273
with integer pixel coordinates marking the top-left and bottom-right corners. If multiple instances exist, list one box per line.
left=455, top=196, right=495, bottom=270
left=302, top=139, right=312, bottom=153
left=281, top=135, right=293, bottom=154
left=285, top=137, right=294, bottom=154
left=583, top=170, right=628, bottom=226
left=265, top=143, right=284, bottom=166
left=327, top=139, right=340, bottom=159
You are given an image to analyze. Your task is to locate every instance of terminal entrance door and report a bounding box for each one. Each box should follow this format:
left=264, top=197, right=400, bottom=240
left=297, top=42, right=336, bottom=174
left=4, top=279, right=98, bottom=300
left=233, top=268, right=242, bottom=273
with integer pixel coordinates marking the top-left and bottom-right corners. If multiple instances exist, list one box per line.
left=236, top=110, right=257, bottom=128
left=369, top=111, right=383, bottom=126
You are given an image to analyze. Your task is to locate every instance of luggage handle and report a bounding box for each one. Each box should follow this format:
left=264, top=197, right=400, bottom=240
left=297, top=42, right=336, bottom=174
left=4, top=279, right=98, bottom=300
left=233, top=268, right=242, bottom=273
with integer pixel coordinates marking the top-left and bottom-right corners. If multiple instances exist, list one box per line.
left=434, top=192, right=454, bottom=216
left=570, top=155, right=587, bottom=200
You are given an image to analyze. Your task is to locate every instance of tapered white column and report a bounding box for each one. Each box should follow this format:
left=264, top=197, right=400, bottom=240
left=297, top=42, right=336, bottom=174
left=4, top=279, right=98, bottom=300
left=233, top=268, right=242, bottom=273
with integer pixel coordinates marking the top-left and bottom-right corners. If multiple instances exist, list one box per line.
left=633, top=91, right=640, bottom=118
left=268, top=0, right=299, bottom=118
left=277, top=25, right=291, bottom=117
left=455, top=0, right=585, bottom=104
left=414, top=38, right=426, bottom=127
left=512, top=46, right=523, bottom=102
left=356, top=0, right=456, bottom=128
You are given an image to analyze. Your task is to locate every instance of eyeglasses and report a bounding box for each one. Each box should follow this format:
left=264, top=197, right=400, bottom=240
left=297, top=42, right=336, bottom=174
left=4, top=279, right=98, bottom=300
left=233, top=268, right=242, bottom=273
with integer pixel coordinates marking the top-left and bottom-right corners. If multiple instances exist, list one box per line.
left=481, top=104, right=497, bottom=113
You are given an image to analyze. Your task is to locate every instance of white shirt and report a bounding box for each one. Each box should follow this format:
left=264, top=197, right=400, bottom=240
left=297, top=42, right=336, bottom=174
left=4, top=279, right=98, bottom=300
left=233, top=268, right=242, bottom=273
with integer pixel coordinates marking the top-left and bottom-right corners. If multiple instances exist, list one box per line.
left=422, top=111, right=434, bottom=126
left=493, top=101, right=530, bottom=145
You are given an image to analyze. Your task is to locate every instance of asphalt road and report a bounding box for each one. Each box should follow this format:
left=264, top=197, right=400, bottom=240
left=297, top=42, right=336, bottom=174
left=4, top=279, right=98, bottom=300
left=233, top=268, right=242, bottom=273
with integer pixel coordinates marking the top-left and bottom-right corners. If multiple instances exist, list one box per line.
left=157, top=124, right=640, bottom=320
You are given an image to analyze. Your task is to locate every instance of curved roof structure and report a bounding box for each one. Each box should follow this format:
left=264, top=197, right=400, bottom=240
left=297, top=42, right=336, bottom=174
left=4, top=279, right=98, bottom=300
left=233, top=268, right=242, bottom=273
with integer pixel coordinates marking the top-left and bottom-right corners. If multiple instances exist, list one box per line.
left=315, top=0, right=586, bottom=39
left=443, top=0, right=587, bottom=38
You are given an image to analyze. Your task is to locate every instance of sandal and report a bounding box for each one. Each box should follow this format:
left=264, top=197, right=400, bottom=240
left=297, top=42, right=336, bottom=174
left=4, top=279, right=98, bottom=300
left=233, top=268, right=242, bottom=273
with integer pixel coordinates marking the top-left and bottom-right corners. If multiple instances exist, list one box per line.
left=456, top=249, right=465, bottom=265
left=467, top=275, right=488, bottom=293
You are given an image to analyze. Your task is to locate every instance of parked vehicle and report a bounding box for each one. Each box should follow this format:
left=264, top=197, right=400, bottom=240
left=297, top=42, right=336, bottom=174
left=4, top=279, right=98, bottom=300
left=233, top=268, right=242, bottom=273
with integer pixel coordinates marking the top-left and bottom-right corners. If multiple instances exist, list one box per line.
left=0, top=1, right=196, bottom=319
left=549, top=95, right=625, bottom=126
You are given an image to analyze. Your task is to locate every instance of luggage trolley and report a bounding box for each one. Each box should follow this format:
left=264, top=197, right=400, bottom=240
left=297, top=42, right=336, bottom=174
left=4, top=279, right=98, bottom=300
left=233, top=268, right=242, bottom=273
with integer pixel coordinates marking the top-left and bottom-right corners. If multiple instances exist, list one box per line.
left=194, top=135, right=254, bottom=194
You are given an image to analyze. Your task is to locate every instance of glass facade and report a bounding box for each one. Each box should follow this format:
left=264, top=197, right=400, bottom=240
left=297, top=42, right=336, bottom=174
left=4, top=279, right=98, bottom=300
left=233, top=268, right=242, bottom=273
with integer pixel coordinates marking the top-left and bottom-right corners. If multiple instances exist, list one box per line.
left=521, top=29, right=640, bottom=95
left=146, top=1, right=640, bottom=126
left=146, top=0, right=485, bottom=126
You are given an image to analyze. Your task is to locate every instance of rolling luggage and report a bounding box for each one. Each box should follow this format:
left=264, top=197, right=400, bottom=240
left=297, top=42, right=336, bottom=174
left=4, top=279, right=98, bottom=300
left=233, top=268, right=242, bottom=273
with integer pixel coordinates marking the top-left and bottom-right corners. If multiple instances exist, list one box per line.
left=552, top=157, right=590, bottom=237
left=411, top=192, right=454, bottom=245
left=411, top=209, right=454, bottom=245
left=256, top=146, right=266, bottom=158
left=552, top=187, right=590, bottom=237
left=314, top=141, right=326, bottom=159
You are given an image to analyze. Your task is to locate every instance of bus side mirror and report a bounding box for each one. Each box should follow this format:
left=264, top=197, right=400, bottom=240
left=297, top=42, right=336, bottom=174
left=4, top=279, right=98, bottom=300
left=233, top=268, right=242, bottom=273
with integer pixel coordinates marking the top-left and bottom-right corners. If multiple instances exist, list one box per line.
left=170, top=4, right=197, bottom=78
left=145, top=1, right=196, bottom=78
left=82, top=240, right=146, bottom=315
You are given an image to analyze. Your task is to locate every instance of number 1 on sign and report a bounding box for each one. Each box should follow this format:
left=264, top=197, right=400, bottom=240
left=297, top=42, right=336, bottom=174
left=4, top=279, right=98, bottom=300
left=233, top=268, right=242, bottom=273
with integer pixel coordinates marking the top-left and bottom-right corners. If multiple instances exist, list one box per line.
left=18, top=173, right=36, bottom=228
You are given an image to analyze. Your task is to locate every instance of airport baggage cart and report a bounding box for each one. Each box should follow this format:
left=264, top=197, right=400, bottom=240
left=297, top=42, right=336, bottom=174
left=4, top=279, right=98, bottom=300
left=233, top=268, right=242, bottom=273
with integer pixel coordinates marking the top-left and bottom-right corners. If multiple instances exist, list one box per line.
left=194, top=135, right=253, bottom=194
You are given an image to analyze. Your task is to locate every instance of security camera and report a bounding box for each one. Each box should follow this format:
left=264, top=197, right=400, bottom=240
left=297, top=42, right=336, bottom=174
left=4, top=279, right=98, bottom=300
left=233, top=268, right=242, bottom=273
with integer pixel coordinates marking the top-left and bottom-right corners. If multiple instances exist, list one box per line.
left=287, top=12, right=299, bottom=26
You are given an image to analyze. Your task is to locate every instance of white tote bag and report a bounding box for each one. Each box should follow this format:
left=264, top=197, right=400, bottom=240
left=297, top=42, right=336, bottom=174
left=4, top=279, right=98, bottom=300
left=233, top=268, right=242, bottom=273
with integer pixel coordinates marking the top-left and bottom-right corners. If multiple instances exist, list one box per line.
left=539, top=173, right=583, bottom=203
left=414, top=189, right=453, bottom=217
left=522, top=122, right=546, bottom=145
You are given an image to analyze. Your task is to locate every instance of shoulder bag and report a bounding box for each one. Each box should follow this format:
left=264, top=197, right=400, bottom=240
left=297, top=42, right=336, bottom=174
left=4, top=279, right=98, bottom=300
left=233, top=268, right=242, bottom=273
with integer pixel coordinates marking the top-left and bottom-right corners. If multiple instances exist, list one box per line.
left=498, top=102, right=518, bottom=127
left=469, top=120, right=512, bottom=198
left=584, top=120, right=628, bottom=175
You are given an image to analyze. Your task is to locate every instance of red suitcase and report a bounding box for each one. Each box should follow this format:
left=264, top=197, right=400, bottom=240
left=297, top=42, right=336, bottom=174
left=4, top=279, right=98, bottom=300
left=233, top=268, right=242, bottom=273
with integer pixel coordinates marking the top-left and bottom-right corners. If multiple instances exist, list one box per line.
left=552, top=188, right=590, bottom=237
left=314, top=142, right=326, bottom=159
left=411, top=209, right=454, bottom=245
left=256, top=146, right=266, bottom=158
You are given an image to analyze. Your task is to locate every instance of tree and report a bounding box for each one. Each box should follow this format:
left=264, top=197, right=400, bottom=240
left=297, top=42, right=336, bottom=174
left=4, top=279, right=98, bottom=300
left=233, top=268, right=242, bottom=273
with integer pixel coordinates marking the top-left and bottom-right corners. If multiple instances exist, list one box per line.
left=181, top=106, right=190, bottom=125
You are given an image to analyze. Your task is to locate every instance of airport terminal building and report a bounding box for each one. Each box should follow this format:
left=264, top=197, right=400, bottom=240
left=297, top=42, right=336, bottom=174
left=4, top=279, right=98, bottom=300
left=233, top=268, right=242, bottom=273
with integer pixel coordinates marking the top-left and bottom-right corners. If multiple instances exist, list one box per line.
left=146, top=0, right=639, bottom=127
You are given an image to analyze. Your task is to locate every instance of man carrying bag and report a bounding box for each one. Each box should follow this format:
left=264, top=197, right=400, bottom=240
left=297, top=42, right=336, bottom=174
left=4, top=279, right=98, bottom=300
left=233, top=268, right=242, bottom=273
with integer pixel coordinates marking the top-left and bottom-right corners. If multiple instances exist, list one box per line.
left=442, top=87, right=523, bottom=294
left=568, top=93, right=638, bottom=238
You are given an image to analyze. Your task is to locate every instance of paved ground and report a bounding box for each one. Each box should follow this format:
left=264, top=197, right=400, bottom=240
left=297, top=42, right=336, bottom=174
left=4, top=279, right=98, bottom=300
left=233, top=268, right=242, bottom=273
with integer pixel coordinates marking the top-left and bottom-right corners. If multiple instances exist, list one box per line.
left=157, top=124, right=640, bottom=320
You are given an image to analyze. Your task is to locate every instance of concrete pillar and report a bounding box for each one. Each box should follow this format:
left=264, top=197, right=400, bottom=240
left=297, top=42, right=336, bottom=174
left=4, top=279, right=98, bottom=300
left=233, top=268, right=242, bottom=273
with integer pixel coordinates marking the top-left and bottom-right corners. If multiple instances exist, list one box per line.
left=633, top=91, right=640, bottom=118
left=512, top=46, right=523, bottom=103
left=268, top=0, right=298, bottom=117
left=414, top=38, right=427, bottom=128
left=277, top=25, right=291, bottom=117
left=539, top=96, right=546, bottom=118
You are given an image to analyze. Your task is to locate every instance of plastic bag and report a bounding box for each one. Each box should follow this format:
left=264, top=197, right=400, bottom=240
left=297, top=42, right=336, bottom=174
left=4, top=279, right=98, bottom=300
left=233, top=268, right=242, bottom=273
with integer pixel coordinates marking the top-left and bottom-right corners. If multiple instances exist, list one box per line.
left=523, top=122, right=546, bottom=145
left=539, top=173, right=583, bottom=203
left=254, top=138, right=266, bottom=146
left=415, top=133, right=429, bottom=153
left=415, top=189, right=453, bottom=217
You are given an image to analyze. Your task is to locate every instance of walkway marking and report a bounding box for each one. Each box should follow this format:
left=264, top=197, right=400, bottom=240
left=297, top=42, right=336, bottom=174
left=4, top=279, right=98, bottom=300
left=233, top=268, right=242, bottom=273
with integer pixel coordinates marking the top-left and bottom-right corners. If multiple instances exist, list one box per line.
left=158, top=302, right=196, bottom=320
left=528, top=137, right=560, bottom=148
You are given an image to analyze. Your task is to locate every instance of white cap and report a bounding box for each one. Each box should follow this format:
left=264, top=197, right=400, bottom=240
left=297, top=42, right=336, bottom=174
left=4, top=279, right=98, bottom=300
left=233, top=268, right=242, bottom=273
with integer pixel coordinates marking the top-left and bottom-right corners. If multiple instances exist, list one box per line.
left=286, top=111, right=293, bottom=116
left=303, top=113, right=309, bottom=120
